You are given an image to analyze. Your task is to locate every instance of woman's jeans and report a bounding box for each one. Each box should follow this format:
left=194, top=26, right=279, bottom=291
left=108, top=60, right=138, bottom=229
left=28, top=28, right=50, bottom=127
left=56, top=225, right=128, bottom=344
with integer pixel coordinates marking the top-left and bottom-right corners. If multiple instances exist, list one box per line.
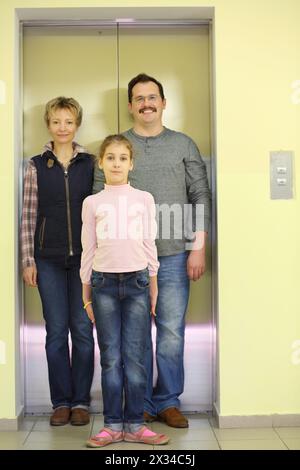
left=144, top=252, right=190, bottom=416
left=91, top=269, right=150, bottom=431
left=36, top=255, right=94, bottom=409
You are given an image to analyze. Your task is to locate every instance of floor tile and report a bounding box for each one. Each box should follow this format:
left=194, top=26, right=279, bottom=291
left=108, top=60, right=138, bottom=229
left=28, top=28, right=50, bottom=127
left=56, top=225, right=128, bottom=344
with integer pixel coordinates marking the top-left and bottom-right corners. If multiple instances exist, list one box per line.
left=0, top=431, right=31, bottom=450
left=18, top=418, right=36, bottom=432
left=219, top=439, right=288, bottom=450
left=209, top=417, right=218, bottom=427
left=281, top=438, right=300, bottom=450
left=23, top=441, right=90, bottom=450
left=151, top=422, right=216, bottom=441
left=212, top=427, right=280, bottom=441
left=24, top=430, right=91, bottom=446
left=184, top=417, right=212, bottom=429
left=32, top=417, right=92, bottom=433
left=275, top=427, right=300, bottom=439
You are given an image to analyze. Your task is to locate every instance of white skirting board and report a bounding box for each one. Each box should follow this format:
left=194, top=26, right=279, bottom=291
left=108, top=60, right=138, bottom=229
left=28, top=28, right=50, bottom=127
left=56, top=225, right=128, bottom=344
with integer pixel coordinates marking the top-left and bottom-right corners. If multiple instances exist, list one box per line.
left=213, top=403, right=300, bottom=428
left=0, top=407, right=24, bottom=431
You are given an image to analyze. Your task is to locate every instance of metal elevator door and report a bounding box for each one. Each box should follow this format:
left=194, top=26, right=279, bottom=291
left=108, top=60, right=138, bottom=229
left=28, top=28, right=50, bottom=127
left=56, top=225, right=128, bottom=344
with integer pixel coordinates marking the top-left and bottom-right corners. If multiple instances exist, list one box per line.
left=22, top=22, right=213, bottom=414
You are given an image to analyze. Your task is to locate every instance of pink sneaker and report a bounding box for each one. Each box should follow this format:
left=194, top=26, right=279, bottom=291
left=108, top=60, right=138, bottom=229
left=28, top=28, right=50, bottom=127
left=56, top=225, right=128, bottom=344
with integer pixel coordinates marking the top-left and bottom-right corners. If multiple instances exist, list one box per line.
left=124, top=425, right=170, bottom=445
left=86, top=428, right=123, bottom=448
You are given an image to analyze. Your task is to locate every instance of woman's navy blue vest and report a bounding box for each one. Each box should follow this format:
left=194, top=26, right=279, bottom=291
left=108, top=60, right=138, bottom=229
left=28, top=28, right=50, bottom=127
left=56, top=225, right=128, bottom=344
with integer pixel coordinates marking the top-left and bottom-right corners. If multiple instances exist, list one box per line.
left=32, top=150, right=94, bottom=259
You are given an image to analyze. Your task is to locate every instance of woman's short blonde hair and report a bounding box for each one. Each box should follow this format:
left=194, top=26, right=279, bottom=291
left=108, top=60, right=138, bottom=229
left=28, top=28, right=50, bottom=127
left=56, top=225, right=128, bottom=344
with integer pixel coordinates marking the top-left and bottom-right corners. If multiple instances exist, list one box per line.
left=44, top=96, right=83, bottom=127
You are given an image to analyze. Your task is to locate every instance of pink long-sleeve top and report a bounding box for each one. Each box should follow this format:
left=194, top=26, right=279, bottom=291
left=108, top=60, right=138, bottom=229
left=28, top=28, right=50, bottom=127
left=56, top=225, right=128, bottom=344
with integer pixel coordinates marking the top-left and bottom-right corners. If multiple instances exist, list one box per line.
left=80, top=183, right=159, bottom=285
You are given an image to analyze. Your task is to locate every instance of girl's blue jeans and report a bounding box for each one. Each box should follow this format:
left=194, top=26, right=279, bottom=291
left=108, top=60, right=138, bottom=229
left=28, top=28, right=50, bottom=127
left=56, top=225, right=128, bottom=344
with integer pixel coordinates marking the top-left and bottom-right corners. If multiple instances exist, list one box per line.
left=91, top=268, right=150, bottom=430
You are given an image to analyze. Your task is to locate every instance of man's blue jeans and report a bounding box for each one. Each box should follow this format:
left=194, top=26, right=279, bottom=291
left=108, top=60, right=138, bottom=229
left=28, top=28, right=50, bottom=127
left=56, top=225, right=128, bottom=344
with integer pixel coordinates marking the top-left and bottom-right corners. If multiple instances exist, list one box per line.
left=144, top=252, right=190, bottom=415
left=36, top=256, right=94, bottom=409
left=91, top=269, right=150, bottom=431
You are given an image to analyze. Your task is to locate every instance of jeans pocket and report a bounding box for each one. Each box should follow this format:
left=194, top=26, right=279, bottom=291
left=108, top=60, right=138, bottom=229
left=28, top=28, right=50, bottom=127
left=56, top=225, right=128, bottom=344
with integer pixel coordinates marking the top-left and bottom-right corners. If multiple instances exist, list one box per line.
left=135, top=270, right=150, bottom=289
left=91, top=271, right=105, bottom=289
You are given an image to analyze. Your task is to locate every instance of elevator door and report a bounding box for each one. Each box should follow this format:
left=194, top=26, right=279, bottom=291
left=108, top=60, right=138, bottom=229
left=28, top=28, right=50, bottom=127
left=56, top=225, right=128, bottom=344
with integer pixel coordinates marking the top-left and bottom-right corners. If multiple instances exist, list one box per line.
left=23, top=23, right=213, bottom=414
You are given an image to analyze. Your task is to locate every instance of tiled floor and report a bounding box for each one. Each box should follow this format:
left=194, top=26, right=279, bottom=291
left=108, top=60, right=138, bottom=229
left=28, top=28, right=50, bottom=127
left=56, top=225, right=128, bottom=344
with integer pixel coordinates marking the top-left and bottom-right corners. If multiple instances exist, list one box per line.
left=0, top=414, right=297, bottom=450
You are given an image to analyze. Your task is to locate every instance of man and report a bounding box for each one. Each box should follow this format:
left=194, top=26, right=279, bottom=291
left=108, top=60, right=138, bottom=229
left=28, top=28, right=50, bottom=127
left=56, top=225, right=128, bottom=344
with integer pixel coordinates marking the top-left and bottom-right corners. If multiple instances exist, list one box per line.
left=93, top=73, right=211, bottom=428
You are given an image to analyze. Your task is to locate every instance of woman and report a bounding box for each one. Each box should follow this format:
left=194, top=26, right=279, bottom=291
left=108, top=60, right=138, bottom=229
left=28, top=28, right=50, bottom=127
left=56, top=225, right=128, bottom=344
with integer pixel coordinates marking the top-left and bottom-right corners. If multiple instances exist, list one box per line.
left=21, top=96, right=94, bottom=426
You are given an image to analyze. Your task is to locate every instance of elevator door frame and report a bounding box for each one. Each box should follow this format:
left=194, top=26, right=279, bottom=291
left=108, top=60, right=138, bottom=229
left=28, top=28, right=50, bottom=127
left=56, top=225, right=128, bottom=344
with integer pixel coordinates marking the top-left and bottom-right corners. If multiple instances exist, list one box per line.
left=16, top=7, right=219, bottom=417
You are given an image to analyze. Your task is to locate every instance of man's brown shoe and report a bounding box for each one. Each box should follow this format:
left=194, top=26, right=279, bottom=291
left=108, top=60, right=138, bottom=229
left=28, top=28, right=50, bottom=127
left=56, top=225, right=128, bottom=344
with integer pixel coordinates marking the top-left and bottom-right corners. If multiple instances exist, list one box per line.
left=158, top=407, right=189, bottom=428
left=143, top=411, right=157, bottom=423
left=50, top=407, right=71, bottom=426
left=70, top=408, right=90, bottom=426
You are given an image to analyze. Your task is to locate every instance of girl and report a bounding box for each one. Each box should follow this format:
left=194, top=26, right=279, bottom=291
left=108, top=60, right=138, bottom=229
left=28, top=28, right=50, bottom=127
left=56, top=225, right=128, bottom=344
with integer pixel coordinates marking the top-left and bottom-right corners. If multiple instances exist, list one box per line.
left=21, top=97, right=94, bottom=426
left=80, top=134, right=169, bottom=447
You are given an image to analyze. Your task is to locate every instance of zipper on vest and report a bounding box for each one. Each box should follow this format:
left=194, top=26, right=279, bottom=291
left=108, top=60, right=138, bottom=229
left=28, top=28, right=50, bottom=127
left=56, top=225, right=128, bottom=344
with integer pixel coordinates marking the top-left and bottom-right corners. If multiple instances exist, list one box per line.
left=64, top=168, right=74, bottom=256
left=39, top=217, right=46, bottom=250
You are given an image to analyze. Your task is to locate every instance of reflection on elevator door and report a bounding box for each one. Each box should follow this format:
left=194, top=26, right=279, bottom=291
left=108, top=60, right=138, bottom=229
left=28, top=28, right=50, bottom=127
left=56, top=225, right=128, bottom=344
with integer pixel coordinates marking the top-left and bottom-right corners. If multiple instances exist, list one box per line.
left=23, top=23, right=213, bottom=414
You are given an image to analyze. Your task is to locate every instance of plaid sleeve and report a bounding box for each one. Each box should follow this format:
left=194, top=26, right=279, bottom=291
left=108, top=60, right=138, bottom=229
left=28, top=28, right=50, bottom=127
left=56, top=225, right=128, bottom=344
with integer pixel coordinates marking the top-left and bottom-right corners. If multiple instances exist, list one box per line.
left=20, top=160, right=38, bottom=269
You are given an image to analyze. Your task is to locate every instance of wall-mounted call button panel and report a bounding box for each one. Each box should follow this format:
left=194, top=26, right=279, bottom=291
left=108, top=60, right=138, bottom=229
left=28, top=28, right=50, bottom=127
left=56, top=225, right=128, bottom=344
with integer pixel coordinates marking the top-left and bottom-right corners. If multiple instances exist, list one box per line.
left=276, top=178, right=287, bottom=186
left=270, top=151, right=293, bottom=199
left=276, top=167, right=287, bottom=175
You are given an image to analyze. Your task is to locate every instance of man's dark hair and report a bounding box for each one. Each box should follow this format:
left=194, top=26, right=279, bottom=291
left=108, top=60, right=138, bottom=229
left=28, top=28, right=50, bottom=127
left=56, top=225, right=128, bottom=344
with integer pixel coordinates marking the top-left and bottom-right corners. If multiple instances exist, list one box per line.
left=128, top=73, right=165, bottom=103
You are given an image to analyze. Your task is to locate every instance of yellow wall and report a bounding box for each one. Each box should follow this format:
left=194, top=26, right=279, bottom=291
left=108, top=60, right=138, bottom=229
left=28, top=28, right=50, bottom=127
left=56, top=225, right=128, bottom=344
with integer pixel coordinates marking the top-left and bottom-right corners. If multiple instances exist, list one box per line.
left=1, top=0, right=300, bottom=421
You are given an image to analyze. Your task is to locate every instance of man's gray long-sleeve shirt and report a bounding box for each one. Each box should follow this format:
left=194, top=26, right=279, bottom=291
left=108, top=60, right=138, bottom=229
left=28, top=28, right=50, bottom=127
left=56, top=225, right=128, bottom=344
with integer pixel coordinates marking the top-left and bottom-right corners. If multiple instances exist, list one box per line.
left=93, top=127, right=211, bottom=257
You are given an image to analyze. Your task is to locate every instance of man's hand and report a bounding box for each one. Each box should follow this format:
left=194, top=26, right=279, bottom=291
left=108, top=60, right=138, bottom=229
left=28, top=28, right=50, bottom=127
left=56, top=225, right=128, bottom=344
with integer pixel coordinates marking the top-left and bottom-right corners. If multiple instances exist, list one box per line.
left=187, top=249, right=206, bottom=281
left=23, top=265, right=37, bottom=287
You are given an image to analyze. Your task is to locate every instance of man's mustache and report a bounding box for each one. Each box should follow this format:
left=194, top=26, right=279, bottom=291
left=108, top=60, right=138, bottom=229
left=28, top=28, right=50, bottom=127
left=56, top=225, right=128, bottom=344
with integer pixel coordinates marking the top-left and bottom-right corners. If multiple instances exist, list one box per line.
left=139, top=107, right=157, bottom=114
